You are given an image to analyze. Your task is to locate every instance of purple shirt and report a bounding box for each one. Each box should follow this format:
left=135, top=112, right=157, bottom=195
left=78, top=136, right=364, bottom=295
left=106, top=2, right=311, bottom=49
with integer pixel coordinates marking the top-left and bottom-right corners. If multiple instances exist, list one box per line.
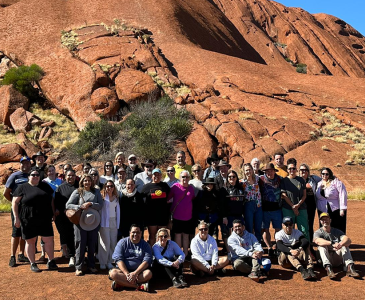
left=315, top=178, right=347, bottom=212
left=168, top=183, right=195, bottom=221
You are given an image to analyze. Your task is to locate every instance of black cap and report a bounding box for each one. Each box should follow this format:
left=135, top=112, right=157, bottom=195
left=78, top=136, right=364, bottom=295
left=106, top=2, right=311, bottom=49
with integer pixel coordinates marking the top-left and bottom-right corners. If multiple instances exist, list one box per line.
left=282, top=216, right=293, bottom=224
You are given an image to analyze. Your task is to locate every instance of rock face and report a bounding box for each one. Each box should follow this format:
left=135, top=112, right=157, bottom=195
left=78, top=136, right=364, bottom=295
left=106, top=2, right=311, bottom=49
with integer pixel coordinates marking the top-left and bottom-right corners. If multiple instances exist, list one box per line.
left=0, top=85, right=29, bottom=126
left=9, top=107, right=41, bottom=132
left=0, top=143, right=23, bottom=163
left=1, top=0, right=365, bottom=189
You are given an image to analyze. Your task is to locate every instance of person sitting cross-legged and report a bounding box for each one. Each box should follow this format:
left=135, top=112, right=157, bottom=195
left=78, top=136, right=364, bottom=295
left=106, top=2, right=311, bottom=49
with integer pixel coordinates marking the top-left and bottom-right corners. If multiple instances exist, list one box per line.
left=109, top=224, right=153, bottom=292
left=190, top=221, right=229, bottom=277
left=228, top=219, right=265, bottom=282
left=313, top=212, right=360, bottom=279
left=275, top=217, right=316, bottom=281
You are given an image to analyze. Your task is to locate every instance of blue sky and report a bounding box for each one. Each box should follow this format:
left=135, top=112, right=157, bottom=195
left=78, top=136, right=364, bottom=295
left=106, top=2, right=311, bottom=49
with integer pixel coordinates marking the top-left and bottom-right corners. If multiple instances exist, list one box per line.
left=275, top=0, right=364, bottom=36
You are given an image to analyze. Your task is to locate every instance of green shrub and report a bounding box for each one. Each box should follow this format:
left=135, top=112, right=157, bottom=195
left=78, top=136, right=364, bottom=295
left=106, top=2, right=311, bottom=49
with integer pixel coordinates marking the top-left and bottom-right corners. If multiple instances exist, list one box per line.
left=72, top=119, right=121, bottom=161
left=1, top=64, right=44, bottom=99
left=296, top=63, right=307, bottom=74
left=121, top=96, right=192, bottom=164
left=0, top=192, right=11, bottom=213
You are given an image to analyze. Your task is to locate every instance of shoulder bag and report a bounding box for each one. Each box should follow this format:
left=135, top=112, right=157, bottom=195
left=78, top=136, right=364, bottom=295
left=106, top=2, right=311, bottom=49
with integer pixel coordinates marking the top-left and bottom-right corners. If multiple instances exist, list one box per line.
left=66, top=191, right=85, bottom=225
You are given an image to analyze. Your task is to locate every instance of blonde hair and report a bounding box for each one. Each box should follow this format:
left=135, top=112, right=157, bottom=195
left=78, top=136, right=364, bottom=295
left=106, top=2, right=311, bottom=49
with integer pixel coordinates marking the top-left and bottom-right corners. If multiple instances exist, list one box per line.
left=155, top=228, right=170, bottom=241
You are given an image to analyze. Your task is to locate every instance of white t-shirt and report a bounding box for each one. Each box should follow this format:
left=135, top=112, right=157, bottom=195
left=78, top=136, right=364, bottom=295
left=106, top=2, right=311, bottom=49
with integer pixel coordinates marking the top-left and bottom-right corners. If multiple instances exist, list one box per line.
left=275, top=229, right=303, bottom=247
left=109, top=199, right=118, bottom=218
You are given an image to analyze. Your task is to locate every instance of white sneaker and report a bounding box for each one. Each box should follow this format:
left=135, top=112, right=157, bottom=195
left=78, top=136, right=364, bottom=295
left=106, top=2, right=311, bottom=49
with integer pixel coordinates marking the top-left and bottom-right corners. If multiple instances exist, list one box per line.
left=107, top=263, right=114, bottom=270
left=69, top=257, right=75, bottom=267
left=100, top=264, right=107, bottom=270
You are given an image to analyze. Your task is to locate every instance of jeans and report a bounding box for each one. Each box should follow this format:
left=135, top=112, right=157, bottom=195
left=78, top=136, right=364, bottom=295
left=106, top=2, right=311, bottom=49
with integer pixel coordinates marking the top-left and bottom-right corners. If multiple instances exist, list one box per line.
left=244, top=201, right=263, bottom=242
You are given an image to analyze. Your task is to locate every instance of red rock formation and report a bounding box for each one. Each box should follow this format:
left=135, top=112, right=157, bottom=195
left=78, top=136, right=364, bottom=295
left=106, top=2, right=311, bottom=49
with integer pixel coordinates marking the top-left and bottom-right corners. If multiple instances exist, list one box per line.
left=0, top=86, right=29, bottom=126
left=0, top=143, right=23, bottom=163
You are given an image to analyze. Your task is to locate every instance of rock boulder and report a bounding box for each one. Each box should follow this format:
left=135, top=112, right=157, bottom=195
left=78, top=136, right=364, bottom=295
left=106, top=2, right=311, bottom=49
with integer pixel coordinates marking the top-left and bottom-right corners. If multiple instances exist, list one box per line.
left=0, top=86, right=29, bottom=126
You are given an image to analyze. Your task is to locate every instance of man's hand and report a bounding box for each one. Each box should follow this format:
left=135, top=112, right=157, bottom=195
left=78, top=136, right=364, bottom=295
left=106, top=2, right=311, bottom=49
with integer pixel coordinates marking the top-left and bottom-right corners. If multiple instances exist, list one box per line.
left=126, top=272, right=137, bottom=283
left=171, top=260, right=180, bottom=269
left=292, top=205, right=299, bottom=216
left=207, top=265, right=215, bottom=275
left=332, top=242, right=343, bottom=250
left=252, top=252, right=263, bottom=259
left=290, top=249, right=300, bottom=257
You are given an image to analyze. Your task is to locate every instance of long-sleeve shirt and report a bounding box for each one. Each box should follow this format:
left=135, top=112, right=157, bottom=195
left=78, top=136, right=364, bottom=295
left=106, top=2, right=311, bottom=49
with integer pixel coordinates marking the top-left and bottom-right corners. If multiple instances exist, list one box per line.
left=228, top=230, right=263, bottom=262
left=112, top=237, right=152, bottom=271
left=152, top=240, right=185, bottom=266
left=54, top=181, right=78, bottom=213
left=100, top=194, right=120, bottom=229
left=134, top=172, right=152, bottom=193
left=315, top=178, right=347, bottom=212
left=66, top=188, right=104, bottom=211
left=190, top=234, right=218, bottom=267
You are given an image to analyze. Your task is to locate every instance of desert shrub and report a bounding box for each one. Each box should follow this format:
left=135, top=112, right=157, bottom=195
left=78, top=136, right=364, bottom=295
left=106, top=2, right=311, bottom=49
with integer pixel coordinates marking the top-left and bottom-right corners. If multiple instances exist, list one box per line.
left=1, top=64, right=44, bottom=100
left=121, top=96, right=192, bottom=164
left=0, top=192, right=11, bottom=212
left=72, top=119, right=121, bottom=161
left=296, top=63, right=307, bottom=74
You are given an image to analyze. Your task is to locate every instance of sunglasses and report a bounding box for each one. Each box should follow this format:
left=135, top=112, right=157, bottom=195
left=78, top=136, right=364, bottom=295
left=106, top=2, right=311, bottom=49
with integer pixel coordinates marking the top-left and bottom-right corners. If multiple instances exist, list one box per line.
left=192, top=170, right=200, bottom=172
left=284, top=223, right=293, bottom=227
left=106, top=185, right=114, bottom=188
left=30, top=174, right=40, bottom=177
left=228, top=176, right=236, bottom=179
left=90, top=173, right=98, bottom=176
left=199, top=228, right=208, bottom=232
left=167, top=170, right=175, bottom=173
left=158, top=235, right=168, bottom=239
left=288, top=168, right=296, bottom=171
left=129, top=158, right=136, bottom=161
left=321, top=173, right=329, bottom=176
left=145, top=165, right=153, bottom=169
left=105, top=165, right=113, bottom=167
left=118, top=172, right=125, bottom=174
left=181, top=176, right=189, bottom=179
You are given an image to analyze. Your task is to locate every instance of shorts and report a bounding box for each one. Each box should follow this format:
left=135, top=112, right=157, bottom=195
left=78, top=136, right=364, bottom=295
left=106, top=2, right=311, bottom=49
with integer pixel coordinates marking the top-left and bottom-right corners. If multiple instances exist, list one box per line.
left=11, top=210, right=22, bottom=238
left=262, top=209, right=282, bottom=229
left=221, top=215, right=244, bottom=238
left=172, top=218, right=196, bottom=234
left=21, top=218, right=54, bottom=240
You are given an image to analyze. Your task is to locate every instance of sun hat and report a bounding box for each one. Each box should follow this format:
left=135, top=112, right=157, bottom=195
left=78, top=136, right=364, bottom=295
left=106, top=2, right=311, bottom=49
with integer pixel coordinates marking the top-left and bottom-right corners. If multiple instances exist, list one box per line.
left=262, top=163, right=278, bottom=172
left=207, top=153, right=220, bottom=165
left=202, top=177, right=216, bottom=185
left=79, top=208, right=101, bottom=231
left=217, top=160, right=231, bottom=168
left=31, top=151, right=48, bottom=161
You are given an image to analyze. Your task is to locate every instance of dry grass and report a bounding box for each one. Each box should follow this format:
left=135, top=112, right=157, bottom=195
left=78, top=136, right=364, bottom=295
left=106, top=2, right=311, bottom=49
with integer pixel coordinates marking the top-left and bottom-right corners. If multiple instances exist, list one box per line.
left=348, top=189, right=365, bottom=201
left=309, top=160, right=323, bottom=171
left=27, top=104, right=79, bottom=155
left=0, top=125, right=18, bottom=145
left=0, top=189, right=11, bottom=212
left=239, top=112, right=254, bottom=120
left=175, top=85, right=191, bottom=97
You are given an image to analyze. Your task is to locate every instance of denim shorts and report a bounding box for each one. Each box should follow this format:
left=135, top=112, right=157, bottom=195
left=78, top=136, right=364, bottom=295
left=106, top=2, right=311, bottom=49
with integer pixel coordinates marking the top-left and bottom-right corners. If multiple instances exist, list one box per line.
left=262, top=210, right=282, bottom=229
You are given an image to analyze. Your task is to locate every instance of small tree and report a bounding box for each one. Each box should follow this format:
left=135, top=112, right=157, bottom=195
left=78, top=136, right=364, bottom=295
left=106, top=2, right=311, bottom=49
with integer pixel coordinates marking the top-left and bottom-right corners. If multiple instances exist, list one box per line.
left=1, top=64, right=44, bottom=100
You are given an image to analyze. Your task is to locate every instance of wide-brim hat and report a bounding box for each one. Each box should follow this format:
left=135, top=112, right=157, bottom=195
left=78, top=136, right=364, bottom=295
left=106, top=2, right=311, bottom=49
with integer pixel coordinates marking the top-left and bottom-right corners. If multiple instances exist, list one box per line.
left=207, top=153, right=220, bottom=165
left=79, top=208, right=100, bottom=231
left=217, top=160, right=231, bottom=168
left=262, top=163, right=278, bottom=172
left=202, top=177, right=216, bottom=185
left=32, top=151, right=48, bottom=161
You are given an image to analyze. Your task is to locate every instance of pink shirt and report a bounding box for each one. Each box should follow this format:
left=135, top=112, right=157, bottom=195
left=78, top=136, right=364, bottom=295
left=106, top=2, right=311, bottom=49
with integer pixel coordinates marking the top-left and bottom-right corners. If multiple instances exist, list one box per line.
left=169, top=183, right=195, bottom=221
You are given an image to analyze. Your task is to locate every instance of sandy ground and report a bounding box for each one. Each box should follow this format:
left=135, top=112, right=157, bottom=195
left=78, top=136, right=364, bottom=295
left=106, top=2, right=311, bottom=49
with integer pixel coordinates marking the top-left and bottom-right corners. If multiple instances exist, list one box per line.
left=0, top=201, right=364, bottom=300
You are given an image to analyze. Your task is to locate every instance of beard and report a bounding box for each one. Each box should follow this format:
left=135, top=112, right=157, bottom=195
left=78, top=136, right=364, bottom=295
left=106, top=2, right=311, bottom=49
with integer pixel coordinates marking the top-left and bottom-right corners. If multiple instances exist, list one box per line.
left=147, top=171, right=152, bottom=176
left=129, top=163, right=136, bottom=168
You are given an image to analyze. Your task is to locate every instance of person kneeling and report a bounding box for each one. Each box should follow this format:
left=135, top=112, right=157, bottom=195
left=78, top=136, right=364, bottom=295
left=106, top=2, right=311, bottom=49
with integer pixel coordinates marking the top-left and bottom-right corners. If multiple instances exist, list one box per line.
left=190, top=221, right=229, bottom=277
left=314, top=213, right=360, bottom=279
left=109, top=225, right=152, bottom=292
left=152, top=228, right=187, bottom=288
left=275, top=217, right=315, bottom=280
left=228, top=219, right=265, bottom=282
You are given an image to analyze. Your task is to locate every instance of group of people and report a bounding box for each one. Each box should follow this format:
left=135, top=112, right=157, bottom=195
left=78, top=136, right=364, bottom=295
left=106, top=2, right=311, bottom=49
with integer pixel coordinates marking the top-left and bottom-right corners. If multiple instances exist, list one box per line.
left=4, top=150, right=361, bottom=292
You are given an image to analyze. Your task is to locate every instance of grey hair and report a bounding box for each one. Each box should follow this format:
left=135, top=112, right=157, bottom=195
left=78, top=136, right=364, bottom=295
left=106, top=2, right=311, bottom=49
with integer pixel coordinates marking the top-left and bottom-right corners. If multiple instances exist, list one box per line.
left=179, top=170, right=191, bottom=180
left=177, top=150, right=185, bottom=156
left=198, top=220, right=209, bottom=228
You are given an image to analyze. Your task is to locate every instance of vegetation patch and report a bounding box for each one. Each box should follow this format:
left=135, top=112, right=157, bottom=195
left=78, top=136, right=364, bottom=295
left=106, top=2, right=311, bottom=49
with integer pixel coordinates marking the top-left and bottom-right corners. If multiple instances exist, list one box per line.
left=296, top=63, right=307, bottom=74
left=348, top=189, right=365, bottom=201
left=0, top=191, right=11, bottom=212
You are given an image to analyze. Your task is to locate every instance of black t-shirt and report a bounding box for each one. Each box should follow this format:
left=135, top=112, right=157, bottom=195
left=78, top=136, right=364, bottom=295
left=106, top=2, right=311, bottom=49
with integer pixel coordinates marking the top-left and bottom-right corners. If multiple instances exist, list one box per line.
left=141, top=182, right=171, bottom=224
left=13, top=182, right=54, bottom=221
left=120, top=191, right=145, bottom=224
left=55, top=182, right=79, bottom=213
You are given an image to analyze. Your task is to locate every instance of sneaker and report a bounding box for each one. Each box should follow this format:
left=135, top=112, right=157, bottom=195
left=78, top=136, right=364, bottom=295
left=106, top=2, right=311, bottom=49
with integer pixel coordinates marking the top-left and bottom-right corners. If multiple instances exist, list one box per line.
left=31, top=263, right=41, bottom=272
left=111, top=281, right=123, bottom=291
left=100, top=264, right=107, bottom=270
left=89, top=267, right=98, bottom=274
left=248, top=271, right=260, bottom=282
left=299, top=267, right=310, bottom=280
left=215, top=268, right=226, bottom=277
left=325, top=265, right=336, bottom=279
left=69, top=257, right=75, bottom=267
left=9, top=256, right=16, bottom=267
left=18, top=254, right=30, bottom=263
left=178, top=275, right=188, bottom=287
left=47, top=259, right=59, bottom=270
left=307, top=268, right=317, bottom=279
left=137, top=282, right=149, bottom=292
left=172, top=277, right=182, bottom=288
left=346, top=264, right=360, bottom=278
left=75, top=269, right=83, bottom=276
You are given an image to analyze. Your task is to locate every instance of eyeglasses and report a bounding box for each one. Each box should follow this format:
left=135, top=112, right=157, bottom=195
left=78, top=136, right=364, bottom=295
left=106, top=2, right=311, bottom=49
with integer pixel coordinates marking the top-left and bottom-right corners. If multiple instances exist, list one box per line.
left=299, top=169, right=308, bottom=172
left=106, top=185, right=114, bottom=188
left=228, top=176, right=236, bottom=179
left=30, top=174, right=40, bottom=177
left=105, top=165, right=112, bottom=168
left=321, top=173, right=329, bottom=176
left=284, top=223, right=293, bottom=227
left=167, top=170, right=175, bottom=173
left=181, top=176, right=189, bottom=179
left=192, top=170, right=200, bottom=172
left=288, top=168, right=296, bottom=171
left=199, top=228, right=208, bottom=232
left=129, top=158, right=136, bottom=161
left=158, top=235, right=168, bottom=239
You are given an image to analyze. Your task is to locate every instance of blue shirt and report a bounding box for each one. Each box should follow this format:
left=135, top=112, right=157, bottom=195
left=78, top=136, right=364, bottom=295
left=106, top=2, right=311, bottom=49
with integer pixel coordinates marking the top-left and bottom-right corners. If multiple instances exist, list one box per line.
left=112, top=237, right=152, bottom=271
left=152, top=240, right=185, bottom=266
left=43, top=178, right=63, bottom=197
left=5, top=171, right=28, bottom=194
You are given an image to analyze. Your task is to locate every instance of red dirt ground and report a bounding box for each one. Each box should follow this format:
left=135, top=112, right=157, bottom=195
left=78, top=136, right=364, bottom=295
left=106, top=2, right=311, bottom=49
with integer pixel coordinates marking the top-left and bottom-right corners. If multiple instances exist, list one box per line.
left=0, top=201, right=364, bottom=300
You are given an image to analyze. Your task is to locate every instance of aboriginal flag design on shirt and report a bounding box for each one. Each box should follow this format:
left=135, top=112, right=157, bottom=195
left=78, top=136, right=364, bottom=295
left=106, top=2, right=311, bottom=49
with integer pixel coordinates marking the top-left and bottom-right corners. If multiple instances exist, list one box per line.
left=151, top=189, right=167, bottom=199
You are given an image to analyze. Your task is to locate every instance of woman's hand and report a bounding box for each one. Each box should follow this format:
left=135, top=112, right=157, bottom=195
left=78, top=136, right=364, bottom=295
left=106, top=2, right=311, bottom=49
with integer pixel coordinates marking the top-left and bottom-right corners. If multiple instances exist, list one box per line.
left=80, top=202, right=92, bottom=210
left=14, top=217, right=20, bottom=228
left=340, top=210, right=345, bottom=217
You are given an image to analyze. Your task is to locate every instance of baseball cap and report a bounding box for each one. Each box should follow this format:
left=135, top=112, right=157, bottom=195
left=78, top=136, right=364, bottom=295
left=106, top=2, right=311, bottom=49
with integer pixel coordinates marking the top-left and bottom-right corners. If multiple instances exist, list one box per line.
left=319, top=212, right=330, bottom=219
left=152, top=168, right=162, bottom=174
left=282, top=216, right=293, bottom=224
left=20, top=156, right=31, bottom=163
left=128, top=154, right=137, bottom=160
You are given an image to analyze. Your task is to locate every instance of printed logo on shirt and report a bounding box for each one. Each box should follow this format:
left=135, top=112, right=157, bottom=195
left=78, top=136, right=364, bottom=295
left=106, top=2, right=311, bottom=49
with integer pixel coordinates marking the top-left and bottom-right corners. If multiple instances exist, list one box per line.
left=15, top=178, right=28, bottom=184
left=128, top=248, right=142, bottom=255
left=151, top=190, right=166, bottom=199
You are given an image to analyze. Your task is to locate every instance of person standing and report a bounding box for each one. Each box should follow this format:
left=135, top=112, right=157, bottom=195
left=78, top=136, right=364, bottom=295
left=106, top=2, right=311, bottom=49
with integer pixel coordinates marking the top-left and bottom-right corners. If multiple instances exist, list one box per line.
left=134, top=159, right=155, bottom=193
left=203, top=153, right=220, bottom=180
left=274, top=153, right=288, bottom=178
left=173, top=151, right=192, bottom=179
left=163, top=166, right=179, bottom=187
left=31, top=151, right=48, bottom=180
left=100, top=161, right=115, bottom=184
left=4, top=156, right=31, bottom=267
left=125, top=154, right=143, bottom=180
